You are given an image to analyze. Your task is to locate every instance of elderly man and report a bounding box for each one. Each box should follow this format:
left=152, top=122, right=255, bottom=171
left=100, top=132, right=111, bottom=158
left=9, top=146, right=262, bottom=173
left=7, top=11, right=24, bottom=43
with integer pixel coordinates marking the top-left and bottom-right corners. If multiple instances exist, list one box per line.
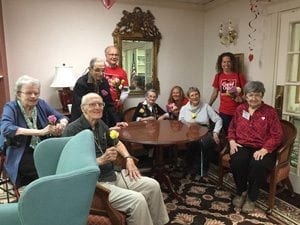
left=63, top=92, right=169, bottom=225
left=70, top=57, right=119, bottom=127
left=104, top=46, right=129, bottom=112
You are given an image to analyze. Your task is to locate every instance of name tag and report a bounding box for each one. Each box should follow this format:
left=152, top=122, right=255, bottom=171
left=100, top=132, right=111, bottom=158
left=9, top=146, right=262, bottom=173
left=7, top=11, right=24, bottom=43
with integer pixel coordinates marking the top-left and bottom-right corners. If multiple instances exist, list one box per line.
left=242, top=110, right=250, bottom=120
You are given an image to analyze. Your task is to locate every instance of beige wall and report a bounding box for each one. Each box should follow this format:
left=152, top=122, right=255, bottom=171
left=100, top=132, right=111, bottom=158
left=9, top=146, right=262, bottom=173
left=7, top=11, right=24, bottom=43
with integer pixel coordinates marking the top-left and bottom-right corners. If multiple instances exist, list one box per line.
left=2, top=0, right=203, bottom=109
left=2, top=0, right=300, bottom=109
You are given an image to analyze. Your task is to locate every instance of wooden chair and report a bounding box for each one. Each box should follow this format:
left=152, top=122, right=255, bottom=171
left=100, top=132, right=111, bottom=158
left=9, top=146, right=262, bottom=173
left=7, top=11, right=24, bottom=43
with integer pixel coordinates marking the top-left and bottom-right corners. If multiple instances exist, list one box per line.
left=218, top=120, right=297, bottom=214
left=87, top=154, right=138, bottom=225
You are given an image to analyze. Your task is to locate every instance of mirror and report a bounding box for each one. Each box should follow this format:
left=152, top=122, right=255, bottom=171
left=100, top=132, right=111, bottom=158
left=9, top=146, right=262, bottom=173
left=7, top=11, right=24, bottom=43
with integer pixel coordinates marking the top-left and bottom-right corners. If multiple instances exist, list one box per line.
left=113, top=7, right=161, bottom=95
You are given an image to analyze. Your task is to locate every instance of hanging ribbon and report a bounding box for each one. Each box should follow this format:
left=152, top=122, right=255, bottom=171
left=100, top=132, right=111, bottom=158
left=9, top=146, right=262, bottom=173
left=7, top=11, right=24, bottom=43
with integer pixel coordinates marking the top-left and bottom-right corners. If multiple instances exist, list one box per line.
left=248, top=0, right=271, bottom=62
left=102, top=0, right=116, bottom=9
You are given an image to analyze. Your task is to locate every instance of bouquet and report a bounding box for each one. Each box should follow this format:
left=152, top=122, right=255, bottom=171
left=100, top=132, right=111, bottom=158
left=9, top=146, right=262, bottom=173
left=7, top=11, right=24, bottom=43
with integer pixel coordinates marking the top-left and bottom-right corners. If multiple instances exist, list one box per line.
left=226, top=86, right=242, bottom=99
left=48, top=115, right=57, bottom=125
left=111, top=78, right=126, bottom=95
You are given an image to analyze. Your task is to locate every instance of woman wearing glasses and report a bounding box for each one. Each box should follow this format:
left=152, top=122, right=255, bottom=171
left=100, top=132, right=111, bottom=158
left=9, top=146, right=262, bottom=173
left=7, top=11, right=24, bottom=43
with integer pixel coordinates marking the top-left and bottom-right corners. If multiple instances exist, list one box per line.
left=0, top=75, right=68, bottom=188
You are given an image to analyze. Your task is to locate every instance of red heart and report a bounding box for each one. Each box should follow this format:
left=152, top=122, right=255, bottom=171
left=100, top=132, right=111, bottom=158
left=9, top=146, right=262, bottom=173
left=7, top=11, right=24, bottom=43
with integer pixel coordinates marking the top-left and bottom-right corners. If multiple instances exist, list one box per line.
left=248, top=54, right=254, bottom=61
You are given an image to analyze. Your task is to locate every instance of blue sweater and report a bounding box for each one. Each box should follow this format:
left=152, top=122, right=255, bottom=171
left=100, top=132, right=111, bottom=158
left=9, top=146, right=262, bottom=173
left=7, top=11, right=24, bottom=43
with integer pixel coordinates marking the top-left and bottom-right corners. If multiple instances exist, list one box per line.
left=1, top=99, right=66, bottom=185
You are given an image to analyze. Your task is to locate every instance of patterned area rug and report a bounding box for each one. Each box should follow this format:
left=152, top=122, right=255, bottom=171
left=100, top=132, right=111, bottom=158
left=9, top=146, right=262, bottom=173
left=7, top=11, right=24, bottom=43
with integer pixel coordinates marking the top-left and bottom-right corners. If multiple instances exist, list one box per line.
left=162, top=166, right=300, bottom=225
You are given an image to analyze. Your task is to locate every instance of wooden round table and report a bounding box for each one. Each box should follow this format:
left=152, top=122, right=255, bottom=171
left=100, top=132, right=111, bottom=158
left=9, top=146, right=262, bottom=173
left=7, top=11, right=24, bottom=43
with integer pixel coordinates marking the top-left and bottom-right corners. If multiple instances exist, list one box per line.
left=119, top=120, right=208, bottom=201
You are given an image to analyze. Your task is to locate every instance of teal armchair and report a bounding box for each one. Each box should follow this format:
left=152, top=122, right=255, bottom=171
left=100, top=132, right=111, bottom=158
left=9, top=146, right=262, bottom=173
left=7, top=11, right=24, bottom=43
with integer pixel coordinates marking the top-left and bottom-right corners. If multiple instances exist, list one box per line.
left=0, top=129, right=100, bottom=225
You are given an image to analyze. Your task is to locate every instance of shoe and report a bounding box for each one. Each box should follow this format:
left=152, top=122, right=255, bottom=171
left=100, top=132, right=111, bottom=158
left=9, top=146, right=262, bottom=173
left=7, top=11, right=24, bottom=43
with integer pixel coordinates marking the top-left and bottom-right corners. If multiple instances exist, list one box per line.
left=232, top=191, right=247, bottom=208
left=242, top=198, right=255, bottom=213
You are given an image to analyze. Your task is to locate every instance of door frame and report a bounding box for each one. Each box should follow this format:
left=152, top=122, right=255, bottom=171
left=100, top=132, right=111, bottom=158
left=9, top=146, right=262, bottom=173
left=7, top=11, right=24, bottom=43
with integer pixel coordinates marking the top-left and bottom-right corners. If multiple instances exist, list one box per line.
left=0, top=0, right=10, bottom=115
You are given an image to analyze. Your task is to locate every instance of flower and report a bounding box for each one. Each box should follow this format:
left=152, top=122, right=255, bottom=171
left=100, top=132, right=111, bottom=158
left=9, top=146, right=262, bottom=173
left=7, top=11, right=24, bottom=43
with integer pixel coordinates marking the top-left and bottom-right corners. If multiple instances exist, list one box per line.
left=109, top=130, right=119, bottom=146
left=191, top=113, right=196, bottom=119
left=139, top=108, right=145, bottom=113
left=226, top=86, right=242, bottom=99
left=167, top=103, right=178, bottom=112
left=48, top=115, right=57, bottom=125
left=111, top=78, right=125, bottom=95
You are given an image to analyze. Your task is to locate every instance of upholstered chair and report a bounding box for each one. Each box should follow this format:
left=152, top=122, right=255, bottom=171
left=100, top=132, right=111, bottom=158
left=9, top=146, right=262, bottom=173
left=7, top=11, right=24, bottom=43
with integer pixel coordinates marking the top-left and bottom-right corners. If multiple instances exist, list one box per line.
left=0, top=129, right=100, bottom=225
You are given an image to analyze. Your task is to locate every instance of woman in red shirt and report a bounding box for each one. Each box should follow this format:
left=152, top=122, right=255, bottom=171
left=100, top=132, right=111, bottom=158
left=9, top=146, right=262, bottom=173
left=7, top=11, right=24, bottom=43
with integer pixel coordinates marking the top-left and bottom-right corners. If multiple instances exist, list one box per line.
left=209, top=52, right=246, bottom=133
left=166, top=86, right=188, bottom=120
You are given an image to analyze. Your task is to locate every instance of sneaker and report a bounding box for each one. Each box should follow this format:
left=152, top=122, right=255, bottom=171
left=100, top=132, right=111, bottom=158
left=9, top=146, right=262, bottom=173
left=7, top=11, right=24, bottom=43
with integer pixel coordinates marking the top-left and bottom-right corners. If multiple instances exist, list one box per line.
left=232, top=191, right=247, bottom=208
left=242, top=198, right=255, bottom=213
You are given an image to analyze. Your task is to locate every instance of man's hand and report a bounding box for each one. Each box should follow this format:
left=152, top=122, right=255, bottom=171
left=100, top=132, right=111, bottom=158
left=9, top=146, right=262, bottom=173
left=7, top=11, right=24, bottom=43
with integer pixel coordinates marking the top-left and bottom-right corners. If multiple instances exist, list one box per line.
left=97, top=147, right=118, bottom=165
left=125, top=158, right=141, bottom=181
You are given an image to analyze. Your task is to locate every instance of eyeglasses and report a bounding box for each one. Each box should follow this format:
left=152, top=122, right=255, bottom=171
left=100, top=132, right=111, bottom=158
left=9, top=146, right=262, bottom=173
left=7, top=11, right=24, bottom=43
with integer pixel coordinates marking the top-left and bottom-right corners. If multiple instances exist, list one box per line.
left=107, top=53, right=119, bottom=57
left=93, top=68, right=105, bottom=72
left=19, top=91, right=40, bottom=97
left=85, top=102, right=105, bottom=108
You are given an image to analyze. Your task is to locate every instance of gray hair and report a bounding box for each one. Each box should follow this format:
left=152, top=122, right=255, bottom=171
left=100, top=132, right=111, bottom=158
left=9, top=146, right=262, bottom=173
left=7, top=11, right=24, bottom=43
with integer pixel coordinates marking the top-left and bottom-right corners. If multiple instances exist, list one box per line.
left=104, top=46, right=118, bottom=55
left=89, top=57, right=105, bottom=69
left=81, top=92, right=103, bottom=107
left=145, top=89, right=157, bottom=97
left=244, top=81, right=265, bottom=96
left=186, top=87, right=200, bottom=97
left=14, top=75, right=40, bottom=98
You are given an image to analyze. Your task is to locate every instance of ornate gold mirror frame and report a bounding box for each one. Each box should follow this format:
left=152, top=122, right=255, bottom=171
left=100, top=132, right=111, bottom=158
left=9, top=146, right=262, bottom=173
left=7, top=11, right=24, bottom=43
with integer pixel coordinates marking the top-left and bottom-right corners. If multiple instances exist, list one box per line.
left=113, top=7, right=161, bottom=95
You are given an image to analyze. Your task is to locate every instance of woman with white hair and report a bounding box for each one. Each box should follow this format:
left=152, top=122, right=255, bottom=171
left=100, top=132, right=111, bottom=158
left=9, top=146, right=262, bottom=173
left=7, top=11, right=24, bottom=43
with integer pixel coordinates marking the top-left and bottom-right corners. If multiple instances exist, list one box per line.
left=1, top=75, right=68, bottom=188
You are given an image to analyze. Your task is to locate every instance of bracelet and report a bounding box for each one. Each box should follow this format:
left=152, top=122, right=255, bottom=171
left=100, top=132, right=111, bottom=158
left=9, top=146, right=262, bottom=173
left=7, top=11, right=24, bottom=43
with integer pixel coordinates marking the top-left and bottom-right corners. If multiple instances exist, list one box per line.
left=124, top=155, right=133, bottom=159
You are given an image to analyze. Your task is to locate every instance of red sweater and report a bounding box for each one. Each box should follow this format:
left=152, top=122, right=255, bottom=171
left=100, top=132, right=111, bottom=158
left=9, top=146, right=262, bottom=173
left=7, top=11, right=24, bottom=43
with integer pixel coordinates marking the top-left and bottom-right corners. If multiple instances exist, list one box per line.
left=104, top=66, right=129, bottom=103
left=227, top=102, right=283, bottom=152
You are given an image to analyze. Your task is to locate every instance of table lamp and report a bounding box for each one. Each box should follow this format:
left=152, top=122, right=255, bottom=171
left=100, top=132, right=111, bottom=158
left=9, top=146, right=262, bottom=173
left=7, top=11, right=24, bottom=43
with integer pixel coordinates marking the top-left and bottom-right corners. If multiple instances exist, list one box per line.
left=50, top=64, right=76, bottom=112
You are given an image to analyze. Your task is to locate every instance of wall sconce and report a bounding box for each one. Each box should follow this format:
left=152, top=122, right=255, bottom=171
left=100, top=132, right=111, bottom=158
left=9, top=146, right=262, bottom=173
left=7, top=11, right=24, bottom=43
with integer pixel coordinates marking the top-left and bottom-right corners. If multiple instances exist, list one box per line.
left=50, top=64, right=76, bottom=112
left=218, top=20, right=238, bottom=46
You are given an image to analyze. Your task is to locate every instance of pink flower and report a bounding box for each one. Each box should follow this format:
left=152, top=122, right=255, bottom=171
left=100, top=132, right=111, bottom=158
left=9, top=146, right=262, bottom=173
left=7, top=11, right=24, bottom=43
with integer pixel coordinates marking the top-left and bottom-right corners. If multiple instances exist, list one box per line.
left=48, top=115, right=57, bottom=125
left=167, top=103, right=178, bottom=112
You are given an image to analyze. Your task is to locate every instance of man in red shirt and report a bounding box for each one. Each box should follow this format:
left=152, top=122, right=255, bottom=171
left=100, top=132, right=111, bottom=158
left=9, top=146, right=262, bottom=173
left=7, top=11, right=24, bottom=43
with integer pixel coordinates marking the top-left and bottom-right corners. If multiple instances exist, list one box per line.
left=104, top=46, right=129, bottom=113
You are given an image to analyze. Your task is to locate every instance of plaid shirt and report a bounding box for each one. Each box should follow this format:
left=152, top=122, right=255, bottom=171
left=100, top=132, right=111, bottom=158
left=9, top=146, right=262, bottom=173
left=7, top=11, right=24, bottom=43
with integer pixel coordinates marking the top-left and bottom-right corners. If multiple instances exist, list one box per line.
left=227, top=102, right=283, bottom=152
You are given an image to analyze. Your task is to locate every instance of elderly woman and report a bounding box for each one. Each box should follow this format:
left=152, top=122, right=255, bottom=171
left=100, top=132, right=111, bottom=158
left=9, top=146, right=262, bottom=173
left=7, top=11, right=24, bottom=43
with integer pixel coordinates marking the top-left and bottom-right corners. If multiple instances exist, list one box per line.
left=166, top=86, right=188, bottom=120
left=132, top=89, right=168, bottom=121
left=179, top=87, right=222, bottom=176
left=1, top=75, right=68, bottom=188
left=228, top=81, right=283, bottom=213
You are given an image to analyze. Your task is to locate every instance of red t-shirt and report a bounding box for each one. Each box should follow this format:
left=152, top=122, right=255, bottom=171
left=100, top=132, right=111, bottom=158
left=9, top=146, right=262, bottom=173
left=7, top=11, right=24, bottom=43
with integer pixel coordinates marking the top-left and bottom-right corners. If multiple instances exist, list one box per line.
left=104, top=66, right=129, bottom=103
left=212, top=72, right=246, bottom=115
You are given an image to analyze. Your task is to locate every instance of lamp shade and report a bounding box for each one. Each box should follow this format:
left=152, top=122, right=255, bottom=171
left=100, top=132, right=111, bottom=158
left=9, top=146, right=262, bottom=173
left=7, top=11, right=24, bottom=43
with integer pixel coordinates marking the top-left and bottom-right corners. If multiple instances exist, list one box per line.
left=50, top=64, right=76, bottom=88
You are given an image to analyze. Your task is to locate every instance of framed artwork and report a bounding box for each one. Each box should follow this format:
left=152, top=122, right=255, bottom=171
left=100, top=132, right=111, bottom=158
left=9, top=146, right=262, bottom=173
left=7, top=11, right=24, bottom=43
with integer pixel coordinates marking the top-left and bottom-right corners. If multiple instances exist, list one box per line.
left=234, top=53, right=244, bottom=74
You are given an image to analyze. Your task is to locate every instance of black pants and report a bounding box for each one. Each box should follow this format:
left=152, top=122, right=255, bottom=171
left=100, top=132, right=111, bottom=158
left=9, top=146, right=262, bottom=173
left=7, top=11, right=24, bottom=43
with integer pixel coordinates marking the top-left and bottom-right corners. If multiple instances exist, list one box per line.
left=186, top=132, right=218, bottom=176
left=230, top=146, right=276, bottom=201
left=17, top=148, right=38, bottom=187
left=219, top=112, right=233, bottom=134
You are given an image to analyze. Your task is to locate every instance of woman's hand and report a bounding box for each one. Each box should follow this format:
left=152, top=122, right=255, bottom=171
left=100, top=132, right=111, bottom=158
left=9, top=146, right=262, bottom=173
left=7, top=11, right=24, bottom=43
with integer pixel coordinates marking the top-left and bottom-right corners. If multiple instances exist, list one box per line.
left=213, top=132, right=220, bottom=144
left=125, top=158, right=141, bottom=181
left=253, top=148, right=268, bottom=160
left=229, top=140, right=242, bottom=155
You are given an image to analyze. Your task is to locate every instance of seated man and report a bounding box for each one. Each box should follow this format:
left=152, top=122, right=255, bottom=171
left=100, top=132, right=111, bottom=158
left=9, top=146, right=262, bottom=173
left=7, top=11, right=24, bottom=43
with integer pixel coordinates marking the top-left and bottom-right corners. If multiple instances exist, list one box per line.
left=62, top=92, right=169, bottom=225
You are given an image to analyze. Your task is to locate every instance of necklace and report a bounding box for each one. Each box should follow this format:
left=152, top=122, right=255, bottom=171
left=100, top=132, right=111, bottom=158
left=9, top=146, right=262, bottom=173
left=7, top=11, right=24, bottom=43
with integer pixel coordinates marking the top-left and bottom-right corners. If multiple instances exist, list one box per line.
left=93, top=129, right=104, bottom=155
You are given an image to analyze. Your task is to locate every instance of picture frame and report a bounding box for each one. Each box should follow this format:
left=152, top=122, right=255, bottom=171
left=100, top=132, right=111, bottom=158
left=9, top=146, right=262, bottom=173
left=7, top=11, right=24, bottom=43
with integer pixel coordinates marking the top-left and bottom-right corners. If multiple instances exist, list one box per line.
left=234, top=53, right=244, bottom=74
